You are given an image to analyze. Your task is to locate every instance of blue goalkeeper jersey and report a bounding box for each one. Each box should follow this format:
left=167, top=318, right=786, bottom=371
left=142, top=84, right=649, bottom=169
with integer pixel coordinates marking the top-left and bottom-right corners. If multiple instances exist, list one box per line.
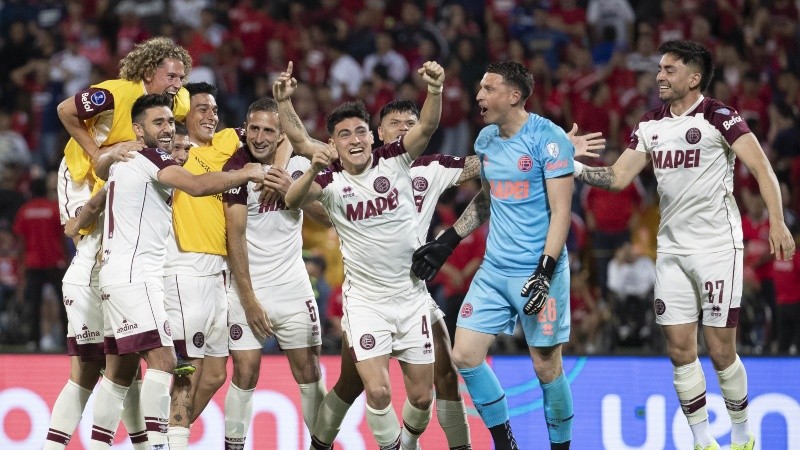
left=474, top=113, right=574, bottom=276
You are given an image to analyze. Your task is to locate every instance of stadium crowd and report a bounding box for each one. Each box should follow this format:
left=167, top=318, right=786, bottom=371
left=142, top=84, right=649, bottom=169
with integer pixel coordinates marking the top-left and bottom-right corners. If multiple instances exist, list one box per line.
left=0, top=0, right=798, bottom=357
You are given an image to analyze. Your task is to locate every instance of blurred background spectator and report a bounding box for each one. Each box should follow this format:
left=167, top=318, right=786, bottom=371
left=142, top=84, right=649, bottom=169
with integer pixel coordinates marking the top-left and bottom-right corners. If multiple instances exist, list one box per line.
left=0, top=0, right=797, bottom=357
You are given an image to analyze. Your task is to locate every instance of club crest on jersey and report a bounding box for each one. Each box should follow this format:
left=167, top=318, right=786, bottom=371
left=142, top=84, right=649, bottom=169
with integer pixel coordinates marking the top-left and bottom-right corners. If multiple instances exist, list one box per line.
left=164, top=320, right=171, bottom=336
left=518, top=155, right=532, bottom=172
left=655, top=299, right=666, bottom=316
left=546, top=142, right=559, bottom=158
left=685, top=127, right=701, bottom=144
left=461, top=302, right=473, bottom=318
left=412, top=176, right=429, bottom=192
left=373, top=176, right=390, bottom=194
left=90, top=91, right=106, bottom=106
left=291, top=170, right=303, bottom=180
left=360, top=334, right=375, bottom=350
left=230, top=324, right=243, bottom=341
left=193, top=332, right=205, bottom=348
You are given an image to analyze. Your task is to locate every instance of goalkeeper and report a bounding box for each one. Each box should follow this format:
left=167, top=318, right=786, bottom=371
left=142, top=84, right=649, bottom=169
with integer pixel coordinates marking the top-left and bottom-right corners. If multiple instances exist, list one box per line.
left=411, top=61, right=575, bottom=450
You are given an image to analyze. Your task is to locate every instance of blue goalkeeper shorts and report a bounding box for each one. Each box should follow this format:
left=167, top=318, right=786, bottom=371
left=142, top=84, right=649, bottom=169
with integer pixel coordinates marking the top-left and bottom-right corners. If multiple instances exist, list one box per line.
left=457, top=265, right=571, bottom=347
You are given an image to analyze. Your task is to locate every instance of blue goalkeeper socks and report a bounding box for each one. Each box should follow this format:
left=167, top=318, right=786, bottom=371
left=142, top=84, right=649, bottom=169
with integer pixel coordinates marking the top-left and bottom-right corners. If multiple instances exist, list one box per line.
left=542, top=372, right=573, bottom=445
left=458, top=361, right=508, bottom=427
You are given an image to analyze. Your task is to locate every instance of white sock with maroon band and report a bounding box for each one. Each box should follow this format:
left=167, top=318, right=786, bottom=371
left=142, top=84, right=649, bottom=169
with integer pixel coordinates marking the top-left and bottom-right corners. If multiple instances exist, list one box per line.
left=224, top=383, right=254, bottom=450
left=121, top=379, right=148, bottom=449
left=299, top=379, right=327, bottom=432
left=141, top=369, right=173, bottom=446
left=400, top=399, right=432, bottom=450
left=716, top=355, right=751, bottom=445
left=44, top=380, right=92, bottom=449
left=89, top=377, right=129, bottom=449
left=436, top=399, right=471, bottom=449
left=674, top=359, right=715, bottom=447
left=167, top=426, right=190, bottom=450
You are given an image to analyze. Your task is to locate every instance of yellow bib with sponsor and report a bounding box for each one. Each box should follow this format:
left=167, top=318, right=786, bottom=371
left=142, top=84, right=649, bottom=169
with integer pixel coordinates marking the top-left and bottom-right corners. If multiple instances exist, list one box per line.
left=64, top=80, right=190, bottom=184
left=172, top=128, right=240, bottom=255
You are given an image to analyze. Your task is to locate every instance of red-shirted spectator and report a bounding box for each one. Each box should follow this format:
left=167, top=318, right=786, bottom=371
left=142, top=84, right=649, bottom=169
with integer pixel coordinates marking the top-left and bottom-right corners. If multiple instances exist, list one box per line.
left=772, top=226, right=800, bottom=353
left=228, top=0, right=276, bottom=74
left=742, top=195, right=776, bottom=342
left=11, top=176, right=67, bottom=349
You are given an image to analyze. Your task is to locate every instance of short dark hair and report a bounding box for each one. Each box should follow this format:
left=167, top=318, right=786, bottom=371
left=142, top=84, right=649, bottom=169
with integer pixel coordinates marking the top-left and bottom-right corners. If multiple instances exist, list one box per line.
left=185, top=81, right=218, bottom=99
left=326, top=101, right=370, bottom=134
left=486, top=61, right=534, bottom=102
left=247, top=97, right=278, bottom=117
left=131, top=94, right=173, bottom=124
left=379, top=100, right=419, bottom=122
left=658, top=40, right=715, bottom=92
left=174, top=121, right=188, bottom=136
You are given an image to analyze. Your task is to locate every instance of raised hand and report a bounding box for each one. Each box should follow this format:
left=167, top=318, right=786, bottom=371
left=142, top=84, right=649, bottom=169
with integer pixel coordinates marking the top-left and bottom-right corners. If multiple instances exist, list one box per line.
left=273, top=61, right=298, bottom=102
left=418, top=61, right=445, bottom=93
left=310, top=141, right=336, bottom=172
left=567, top=123, right=604, bottom=159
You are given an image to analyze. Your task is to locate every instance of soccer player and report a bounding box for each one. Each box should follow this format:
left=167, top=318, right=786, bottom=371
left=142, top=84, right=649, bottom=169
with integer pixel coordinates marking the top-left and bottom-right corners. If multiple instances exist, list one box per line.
left=170, top=122, right=191, bottom=166
left=162, top=82, right=293, bottom=448
left=280, top=60, right=444, bottom=450
left=571, top=40, right=795, bottom=450
left=57, top=36, right=191, bottom=226
left=88, top=94, right=266, bottom=450
left=309, top=100, right=604, bottom=450
left=221, top=97, right=332, bottom=449
left=412, top=61, right=576, bottom=450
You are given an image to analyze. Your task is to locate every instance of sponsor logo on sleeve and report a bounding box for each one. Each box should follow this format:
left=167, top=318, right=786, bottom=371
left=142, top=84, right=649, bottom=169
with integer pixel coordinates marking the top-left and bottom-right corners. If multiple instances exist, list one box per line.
left=90, top=91, right=106, bottom=106
left=546, top=142, right=560, bottom=158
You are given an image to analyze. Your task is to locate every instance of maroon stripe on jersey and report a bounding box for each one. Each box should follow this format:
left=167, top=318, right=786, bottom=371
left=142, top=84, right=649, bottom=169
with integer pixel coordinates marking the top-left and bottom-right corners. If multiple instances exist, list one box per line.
left=107, top=180, right=115, bottom=238
left=66, top=337, right=79, bottom=356
left=174, top=339, right=189, bottom=359
left=129, top=430, right=148, bottom=443
left=91, top=425, right=115, bottom=445
left=140, top=147, right=179, bottom=170
left=128, top=189, right=149, bottom=282
left=104, top=336, right=119, bottom=355
left=372, top=139, right=407, bottom=167
left=46, top=429, right=71, bottom=445
left=74, top=87, right=114, bottom=120
left=315, top=170, right=335, bottom=188
left=221, top=147, right=256, bottom=205
left=411, top=153, right=466, bottom=169
left=702, top=98, right=751, bottom=145
left=680, top=392, right=707, bottom=415
left=116, top=329, right=164, bottom=354
left=61, top=165, right=71, bottom=222
left=726, top=307, right=740, bottom=328
left=724, top=248, right=741, bottom=328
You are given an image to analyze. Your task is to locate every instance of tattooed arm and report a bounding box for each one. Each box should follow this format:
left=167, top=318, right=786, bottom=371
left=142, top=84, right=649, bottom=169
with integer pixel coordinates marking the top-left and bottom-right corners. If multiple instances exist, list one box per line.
left=456, top=155, right=481, bottom=184
left=453, top=179, right=491, bottom=238
left=576, top=148, right=649, bottom=192
left=273, top=62, right=328, bottom=160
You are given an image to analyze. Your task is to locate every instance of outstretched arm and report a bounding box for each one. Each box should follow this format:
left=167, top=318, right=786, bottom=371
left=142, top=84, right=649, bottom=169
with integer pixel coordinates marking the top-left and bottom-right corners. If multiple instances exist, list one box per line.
left=285, top=143, right=336, bottom=209
left=454, top=180, right=491, bottom=238
left=402, top=61, right=445, bottom=159
left=732, top=133, right=795, bottom=261
left=57, top=96, right=102, bottom=162
left=64, top=185, right=108, bottom=238
left=158, top=163, right=266, bottom=197
left=574, top=148, right=648, bottom=191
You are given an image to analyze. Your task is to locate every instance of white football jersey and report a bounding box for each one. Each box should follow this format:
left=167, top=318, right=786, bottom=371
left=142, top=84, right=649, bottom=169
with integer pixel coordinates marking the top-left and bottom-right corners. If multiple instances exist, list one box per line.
left=316, top=139, right=423, bottom=298
left=409, top=154, right=464, bottom=242
left=222, top=151, right=311, bottom=286
left=99, top=148, right=177, bottom=287
left=629, top=96, right=748, bottom=254
left=163, top=229, right=227, bottom=276
left=62, top=219, right=103, bottom=286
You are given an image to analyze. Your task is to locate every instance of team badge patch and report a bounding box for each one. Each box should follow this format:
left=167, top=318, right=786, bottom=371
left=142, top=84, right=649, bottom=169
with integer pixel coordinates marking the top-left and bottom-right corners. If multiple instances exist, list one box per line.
left=164, top=320, right=171, bottom=336
left=193, top=332, right=205, bottom=348
left=654, top=299, right=666, bottom=316
left=412, top=176, right=429, bottom=192
left=373, top=176, right=390, bottom=194
left=546, top=142, right=560, bottom=158
left=90, top=91, right=106, bottom=106
left=291, top=170, right=303, bottom=180
left=518, top=155, right=532, bottom=172
left=685, top=128, right=701, bottom=144
left=230, top=324, right=243, bottom=341
left=360, top=334, right=375, bottom=350
left=460, top=302, right=473, bottom=318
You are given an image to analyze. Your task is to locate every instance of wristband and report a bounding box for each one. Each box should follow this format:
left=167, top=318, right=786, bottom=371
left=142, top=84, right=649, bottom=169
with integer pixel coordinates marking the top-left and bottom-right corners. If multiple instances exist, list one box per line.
left=428, top=84, right=443, bottom=94
left=437, top=227, right=462, bottom=249
left=573, top=160, right=584, bottom=177
left=535, top=254, right=557, bottom=278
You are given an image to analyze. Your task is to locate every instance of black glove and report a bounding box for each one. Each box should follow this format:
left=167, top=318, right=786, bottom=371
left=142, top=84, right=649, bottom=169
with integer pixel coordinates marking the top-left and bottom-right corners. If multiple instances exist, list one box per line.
left=411, top=228, right=462, bottom=281
left=520, top=254, right=557, bottom=315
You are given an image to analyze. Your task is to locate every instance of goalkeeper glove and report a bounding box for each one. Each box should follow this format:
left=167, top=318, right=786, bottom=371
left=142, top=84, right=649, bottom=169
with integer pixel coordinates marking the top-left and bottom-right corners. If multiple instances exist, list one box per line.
left=520, top=254, right=557, bottom=315
left=411, top=228, right=462, bottom=281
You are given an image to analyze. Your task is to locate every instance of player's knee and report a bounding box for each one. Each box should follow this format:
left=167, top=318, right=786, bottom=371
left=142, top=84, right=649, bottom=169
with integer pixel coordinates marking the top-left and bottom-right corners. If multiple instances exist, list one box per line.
left=450, top=348, right=479, bottom=370
left=407, top=390, right=433, bottom=410
left=364, top=384, right=392, bottom=409
left=707, top=346, right=736, bottom=371
left=333, top=378, right=364, bottom=404
left=667, top=346, right=697, bottom=367
left=203, top=367, right=228, bottom=391
left=232, top=364, right=260, bottom=390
